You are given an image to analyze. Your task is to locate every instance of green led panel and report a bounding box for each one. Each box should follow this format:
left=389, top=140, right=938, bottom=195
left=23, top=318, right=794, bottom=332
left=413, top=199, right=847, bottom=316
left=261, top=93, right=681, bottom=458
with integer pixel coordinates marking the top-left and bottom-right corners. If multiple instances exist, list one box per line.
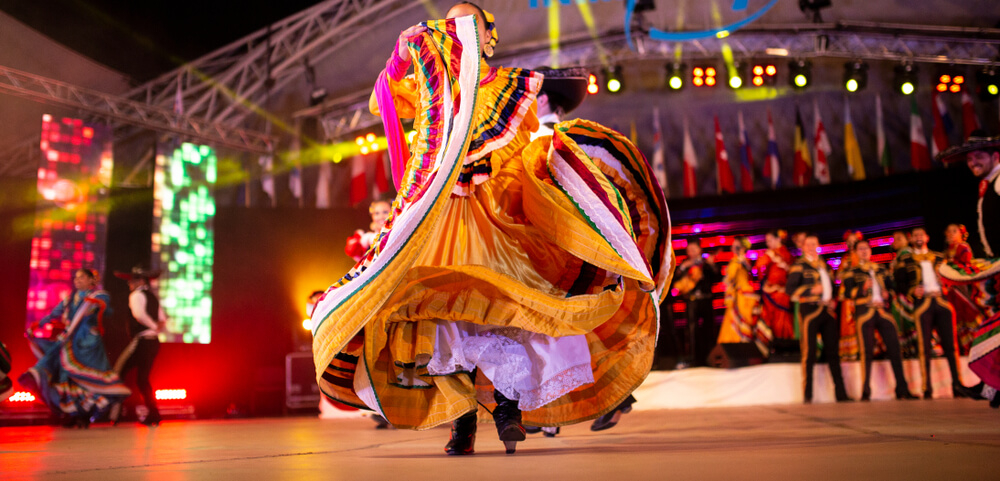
left=152, top=143, right=216, bottom=344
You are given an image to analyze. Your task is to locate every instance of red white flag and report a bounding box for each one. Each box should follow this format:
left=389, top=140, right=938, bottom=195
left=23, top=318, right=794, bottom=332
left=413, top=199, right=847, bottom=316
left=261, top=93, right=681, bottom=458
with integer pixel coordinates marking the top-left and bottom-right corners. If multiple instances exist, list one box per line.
left=931, top=91, right=951, bottom=158
left=737, top=110, right=754, bottom=192
left=962, top=92, right=981, bottom=141
left=651, top=107, right=668, bottom=197
left=682, top=118, right=698, bottom=198
left=813, top=100, right=832, bottom=184
left=372, top=151, right=391, bottom=199
left=316, top=160, right=332, bottom=208
left=714, top=116, right=736, bottom=194
left=910, top=98, right=932, bottom=171
left=349, top=155, right=368, bottom=206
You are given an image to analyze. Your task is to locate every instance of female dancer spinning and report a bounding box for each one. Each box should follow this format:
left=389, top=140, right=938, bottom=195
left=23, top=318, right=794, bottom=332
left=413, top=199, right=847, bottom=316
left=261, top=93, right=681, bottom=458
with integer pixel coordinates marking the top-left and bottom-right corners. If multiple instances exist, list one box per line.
left=20, top=268, right=130, bottom=428
left=310, top=3, right=671, bottom=455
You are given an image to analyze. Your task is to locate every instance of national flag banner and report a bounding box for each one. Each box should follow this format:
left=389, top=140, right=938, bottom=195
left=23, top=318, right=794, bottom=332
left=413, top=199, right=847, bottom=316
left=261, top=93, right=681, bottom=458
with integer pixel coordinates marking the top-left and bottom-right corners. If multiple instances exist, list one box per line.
left=931, top=91, right=952, bottom=158
left=876, top=94, right=891, bottom=174
left=765, top=108, right=781, bottom=188
left=910, top=98, right=932, bottom=171
left=682, top=117, right=698, bottom=198
left=651, top=107, right=668, bottom=197
left=349, top=154, right=368, bottom=206
left=737, top=110, right=754, bottom=192
left=288, top=131, right=303, bottom=204
left=812, top=99, right=832, bottom=184
left=962, top=92, right=981, bottom=140
left=844, top=101, right=866, bottom=181
left=793, top=107, right=812, bottom=187
left=714, top=116, right=736, bottom=194
left=316, top=160, right=332, bottom=208
left=372, top=151, right=391, bottom=199
left=259, top=154, right=276, bottom=207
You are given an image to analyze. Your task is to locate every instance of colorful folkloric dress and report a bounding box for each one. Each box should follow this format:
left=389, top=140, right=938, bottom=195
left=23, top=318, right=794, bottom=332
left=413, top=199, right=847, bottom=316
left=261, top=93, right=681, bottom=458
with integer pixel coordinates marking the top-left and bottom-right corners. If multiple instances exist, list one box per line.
left=836, top=252, right=860, bottom=360
left=943, top=241, right=986, bottom=354
left=940, top=253, right=1000, bottom=393
left=718, top=257, right=770, bottom=353
left=22, top=289, right=130, bottom=419
left=754, top=246, right=794, bottom=339
left=309, top=17, right=671, bottom=430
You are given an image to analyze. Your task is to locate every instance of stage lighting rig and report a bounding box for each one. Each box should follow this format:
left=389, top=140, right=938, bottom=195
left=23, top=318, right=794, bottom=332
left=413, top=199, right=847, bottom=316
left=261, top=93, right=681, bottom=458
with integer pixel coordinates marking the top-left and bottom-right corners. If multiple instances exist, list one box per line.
left=751, top=63, right=778, bottom=87
left=587, top=74, right=599, bottom=95
left=606, top=66, right=624, bottom=94
left=936, top=71, right=965, bottom=93
left=728, top=61, right=748, bottom=90
left=665, top=63, right=685, bottom=91
left=789, top=60, right=811, bottom=89
left=843, top=61, right=868, bottom=93
left=977, top=68, right=999, bottom=101
left=894, top=64, right=918, bottom=95
left=693, top=65, right=718, bottom=88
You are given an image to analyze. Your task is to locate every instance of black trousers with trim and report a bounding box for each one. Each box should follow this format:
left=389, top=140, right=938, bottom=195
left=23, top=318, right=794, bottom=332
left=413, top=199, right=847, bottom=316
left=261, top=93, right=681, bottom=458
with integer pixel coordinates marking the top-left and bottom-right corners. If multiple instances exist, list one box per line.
left=800, top=303, right=846, bottom=401
left=857, top=306, right=910, bottom=397
left=120, top=337, right=160, bottom=417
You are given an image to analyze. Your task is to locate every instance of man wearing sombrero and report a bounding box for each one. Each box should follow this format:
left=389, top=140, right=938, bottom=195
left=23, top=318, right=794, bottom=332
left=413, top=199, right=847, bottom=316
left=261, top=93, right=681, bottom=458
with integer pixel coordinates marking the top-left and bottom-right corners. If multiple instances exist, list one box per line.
left=937, top=130, right=1000, bottom=408
left=530, top=66, right=589, bottom=142
left=113, top=266, right=167, bottom=425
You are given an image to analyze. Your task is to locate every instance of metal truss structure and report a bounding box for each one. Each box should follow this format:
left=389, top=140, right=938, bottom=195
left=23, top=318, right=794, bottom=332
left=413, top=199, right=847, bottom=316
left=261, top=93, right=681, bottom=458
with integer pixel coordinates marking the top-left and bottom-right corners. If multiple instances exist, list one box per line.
left=307, top=21, right=1000, bottom=140
left=124, top=0, right=416, bottom=137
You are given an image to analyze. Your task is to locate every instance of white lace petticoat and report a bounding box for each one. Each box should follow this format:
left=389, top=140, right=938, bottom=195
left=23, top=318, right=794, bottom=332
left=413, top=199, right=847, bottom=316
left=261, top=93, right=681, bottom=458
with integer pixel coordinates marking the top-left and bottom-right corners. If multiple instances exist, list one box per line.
left=426, top=321, right=594, bottom=411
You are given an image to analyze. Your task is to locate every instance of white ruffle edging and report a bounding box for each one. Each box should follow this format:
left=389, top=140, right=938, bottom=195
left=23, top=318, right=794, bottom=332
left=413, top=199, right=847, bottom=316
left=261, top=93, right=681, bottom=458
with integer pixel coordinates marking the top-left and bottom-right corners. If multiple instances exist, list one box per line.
left=427, top=322, right=594, bottom=411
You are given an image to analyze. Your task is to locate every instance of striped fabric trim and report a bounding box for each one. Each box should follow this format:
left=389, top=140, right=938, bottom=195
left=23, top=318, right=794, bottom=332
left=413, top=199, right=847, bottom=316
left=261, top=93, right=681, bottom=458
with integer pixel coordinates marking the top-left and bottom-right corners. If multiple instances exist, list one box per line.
left=312, top=15, right=483, bottom=393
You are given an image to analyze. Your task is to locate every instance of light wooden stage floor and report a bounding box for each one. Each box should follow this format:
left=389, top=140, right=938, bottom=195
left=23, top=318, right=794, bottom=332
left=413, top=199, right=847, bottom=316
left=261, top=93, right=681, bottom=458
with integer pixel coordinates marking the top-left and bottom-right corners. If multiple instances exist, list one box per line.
left=2, top=399, right=999, bottom=480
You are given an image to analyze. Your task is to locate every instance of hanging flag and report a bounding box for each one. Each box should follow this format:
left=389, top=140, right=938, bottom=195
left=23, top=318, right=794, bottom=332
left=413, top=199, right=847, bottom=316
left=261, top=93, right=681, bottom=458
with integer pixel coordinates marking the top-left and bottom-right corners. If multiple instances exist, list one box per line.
left=316, top=160, right=332, bottom=209
left=372, top=151, right=390, bottom=199
left=910, top=98, right=932, bottom=171
left=737, top=111, right=754, bottom=192
left=682, top=118, right=698, bottom=198
left=764, top=108, right=781, bottom=189
left=813, top=99, right=832, bottom=184
left=876, top=94, right=891, bottom=174
left=961, top=92, right=981, bottom=141
left=259, top=155, right=276, bottom=207
left=288, top=128, right=303, bottom=205
left=931, top=91, right=951, bottom=158
left=844, top=101, right=866, bottom=181
left=714, top=116, right=736, bottom=194
left=349, top=155, right=368, bottom=205
left=793, top=107, right=812, bottom=187
left=651, top=107, right=668, bottom=197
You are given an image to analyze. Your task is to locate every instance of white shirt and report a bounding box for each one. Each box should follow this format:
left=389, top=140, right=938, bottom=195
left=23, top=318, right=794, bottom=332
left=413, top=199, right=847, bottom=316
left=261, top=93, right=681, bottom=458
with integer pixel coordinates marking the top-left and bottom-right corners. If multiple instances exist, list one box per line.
left=913, top=248, right=942, bottom=295
left=869, top=269, right=883, bottom=304
left=129, top=288, right=167, bottom=339
left=530, top=113, right=560, bottom=141
left=808, top=256, right=833, bottom=302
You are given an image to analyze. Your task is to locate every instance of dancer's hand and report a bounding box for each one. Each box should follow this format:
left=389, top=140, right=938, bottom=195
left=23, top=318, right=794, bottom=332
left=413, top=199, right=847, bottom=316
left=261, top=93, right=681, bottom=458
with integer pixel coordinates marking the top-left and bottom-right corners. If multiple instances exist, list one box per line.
left=396, top=25, right=428, bottom=63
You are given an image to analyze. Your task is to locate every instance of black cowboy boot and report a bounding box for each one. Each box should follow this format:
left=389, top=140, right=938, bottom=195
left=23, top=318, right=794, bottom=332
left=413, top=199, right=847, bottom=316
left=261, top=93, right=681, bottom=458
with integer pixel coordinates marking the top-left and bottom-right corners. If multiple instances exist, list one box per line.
left=492, top=390, right=525, bottom=454
left=591, top=394, right=636, bottom=431
left=444, top=410, right=477, bottom=455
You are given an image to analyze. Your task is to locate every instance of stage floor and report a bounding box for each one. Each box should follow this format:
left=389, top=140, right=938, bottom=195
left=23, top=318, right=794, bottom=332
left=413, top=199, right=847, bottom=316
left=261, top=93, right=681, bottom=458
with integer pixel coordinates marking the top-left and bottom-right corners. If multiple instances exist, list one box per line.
left=2, top=400, right=999, bottom=480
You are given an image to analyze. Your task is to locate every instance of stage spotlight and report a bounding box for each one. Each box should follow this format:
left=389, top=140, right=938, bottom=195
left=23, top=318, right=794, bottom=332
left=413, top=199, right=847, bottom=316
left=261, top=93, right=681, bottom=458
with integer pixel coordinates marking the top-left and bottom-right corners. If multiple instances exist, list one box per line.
left=978, top=68, right=999, bottom=100
left=728, top=61, right=747, bottom=90
left=843, top=61, right=868, bottom=93
left=894, top=64, right=918, bottom=95
left=693, top=65, right=718, bottom=88
left=665, top=63, right=685, bottom=91
left=606, top=66, right=624, bottom=94
left=789, top=60, right=811, bottom=89
left=936, top=70, right=966, bottom=93
left=751, top=63, right=778, bottom=87
left=587, top=74, right=599, bottom=95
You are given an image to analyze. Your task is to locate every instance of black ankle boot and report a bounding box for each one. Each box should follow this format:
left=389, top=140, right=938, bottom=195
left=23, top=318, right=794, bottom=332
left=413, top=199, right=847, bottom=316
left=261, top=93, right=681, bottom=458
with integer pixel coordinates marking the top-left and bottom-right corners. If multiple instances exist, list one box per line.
left=492, top=390, right=525, bottom=454
left=444, top=411, right=477, bottom=455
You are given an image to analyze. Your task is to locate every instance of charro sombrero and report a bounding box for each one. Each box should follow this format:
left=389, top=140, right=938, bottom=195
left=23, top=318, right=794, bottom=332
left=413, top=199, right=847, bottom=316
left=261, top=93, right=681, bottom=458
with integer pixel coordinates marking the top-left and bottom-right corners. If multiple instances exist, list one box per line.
left=113, top=266, right=161, bottom=281
left=937, top=129, right=1000, bottom=163
left=533, top=66, right=590, bottom=115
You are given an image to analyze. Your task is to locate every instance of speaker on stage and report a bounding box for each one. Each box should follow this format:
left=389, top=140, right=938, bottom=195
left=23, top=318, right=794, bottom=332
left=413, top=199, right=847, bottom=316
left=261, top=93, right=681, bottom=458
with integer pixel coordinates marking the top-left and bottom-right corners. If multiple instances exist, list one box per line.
left=286, top=352, right=321, bottom=410
left=708, top=343, right=766, bottom=369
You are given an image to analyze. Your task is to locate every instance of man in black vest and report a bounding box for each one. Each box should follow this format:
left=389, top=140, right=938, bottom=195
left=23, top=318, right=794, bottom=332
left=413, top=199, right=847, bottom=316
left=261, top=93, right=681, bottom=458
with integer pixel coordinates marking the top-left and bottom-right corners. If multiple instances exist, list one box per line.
left=940, top=130, right=1000, bottom=257
left=114, top=266, right=166, bottom=426
left=786, top=234, right=849, bottom=403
